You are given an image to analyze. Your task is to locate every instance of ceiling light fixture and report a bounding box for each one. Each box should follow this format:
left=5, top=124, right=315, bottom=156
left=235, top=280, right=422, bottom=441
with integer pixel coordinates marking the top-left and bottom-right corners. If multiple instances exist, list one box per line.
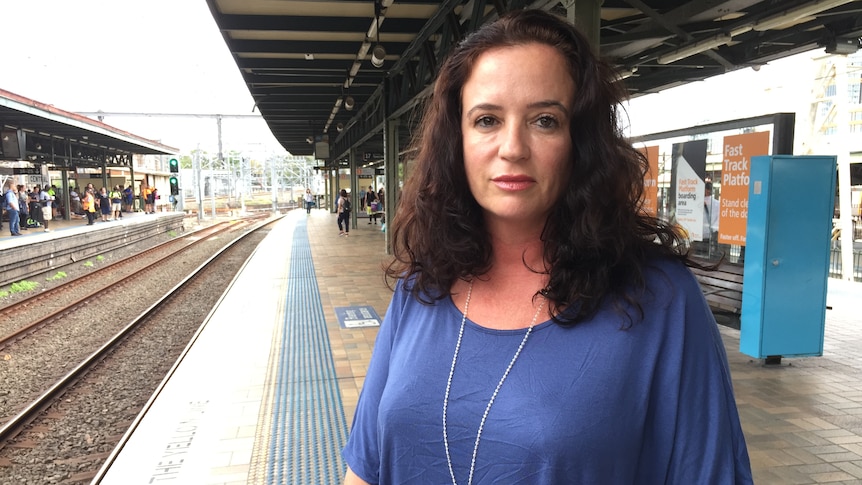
left=371, top=0, right=386, bottom=68
left=617, top=66, right=638, bottom=80
left=337, top=123, right=345, bottom=132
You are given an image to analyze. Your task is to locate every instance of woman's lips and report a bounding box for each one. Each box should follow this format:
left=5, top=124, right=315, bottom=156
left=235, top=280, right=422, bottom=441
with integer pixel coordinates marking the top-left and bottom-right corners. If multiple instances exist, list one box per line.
left=492, top=175, right=535, bottom=191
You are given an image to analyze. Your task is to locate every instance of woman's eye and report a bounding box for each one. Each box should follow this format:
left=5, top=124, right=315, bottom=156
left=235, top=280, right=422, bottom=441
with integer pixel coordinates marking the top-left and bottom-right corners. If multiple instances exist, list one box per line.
left=536, top=115, right=559, bottom=129
left=475, top=116, right=497, bottom=128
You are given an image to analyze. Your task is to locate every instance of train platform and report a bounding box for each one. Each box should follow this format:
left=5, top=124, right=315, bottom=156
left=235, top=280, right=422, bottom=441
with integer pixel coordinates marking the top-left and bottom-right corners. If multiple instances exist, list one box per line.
left=88, top=208, right=862, bottom=485
left=0, top=209, right=188, bottom=287
left=0, top=208, right=181, bottom=244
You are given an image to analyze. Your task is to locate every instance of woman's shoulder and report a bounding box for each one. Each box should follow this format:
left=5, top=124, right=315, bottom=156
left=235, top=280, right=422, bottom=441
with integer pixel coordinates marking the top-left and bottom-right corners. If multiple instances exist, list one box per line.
left=638, top=255, right=702, bottom=302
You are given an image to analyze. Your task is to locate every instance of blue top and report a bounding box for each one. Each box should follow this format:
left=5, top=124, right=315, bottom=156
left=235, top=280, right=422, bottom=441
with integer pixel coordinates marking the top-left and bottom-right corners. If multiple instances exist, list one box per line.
left=343, top=258, right=752, bottom=484
left=4, top=190, right=18, bottom=211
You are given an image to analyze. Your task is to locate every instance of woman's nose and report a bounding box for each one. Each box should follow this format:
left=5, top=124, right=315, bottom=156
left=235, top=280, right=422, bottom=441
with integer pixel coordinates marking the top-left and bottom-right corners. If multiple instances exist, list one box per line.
left=499, top=123, right=529, bottom=162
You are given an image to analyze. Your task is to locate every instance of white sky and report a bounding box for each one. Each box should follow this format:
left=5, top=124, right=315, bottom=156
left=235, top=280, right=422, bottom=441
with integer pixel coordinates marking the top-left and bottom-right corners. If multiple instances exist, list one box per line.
left=0, top=0, right=818, bottom=157
left=0, top=0, right=283, bottom=158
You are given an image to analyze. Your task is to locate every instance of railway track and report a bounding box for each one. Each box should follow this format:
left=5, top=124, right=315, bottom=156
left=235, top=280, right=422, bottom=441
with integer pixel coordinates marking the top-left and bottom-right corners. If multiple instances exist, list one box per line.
left=0, top=220, right=236, bottom=349
left=0, top=215, right=279, bottom=484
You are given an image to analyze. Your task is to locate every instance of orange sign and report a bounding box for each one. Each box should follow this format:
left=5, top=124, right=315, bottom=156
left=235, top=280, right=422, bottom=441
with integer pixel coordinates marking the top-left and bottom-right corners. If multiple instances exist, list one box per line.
left=640, top=145, right=658, bottom=217
left=639, top=145, right=659, bottom=216
left=718, top=131, right=770, bottom=246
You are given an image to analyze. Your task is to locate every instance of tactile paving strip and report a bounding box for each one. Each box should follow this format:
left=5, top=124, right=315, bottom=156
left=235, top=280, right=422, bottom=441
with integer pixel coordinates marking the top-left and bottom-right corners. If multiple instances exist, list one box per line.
left=253, top=219, right=349, bottom=484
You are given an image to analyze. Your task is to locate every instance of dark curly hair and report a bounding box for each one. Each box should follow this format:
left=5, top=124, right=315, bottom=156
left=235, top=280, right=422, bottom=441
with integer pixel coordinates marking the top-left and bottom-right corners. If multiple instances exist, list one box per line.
left=386, top=8, right=688, bottom=325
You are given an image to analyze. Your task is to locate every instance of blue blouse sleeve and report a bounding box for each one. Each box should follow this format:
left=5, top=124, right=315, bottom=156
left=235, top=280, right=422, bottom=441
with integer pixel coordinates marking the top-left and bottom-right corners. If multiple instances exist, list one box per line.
left=662, top=266, right=753, bottom=484
left=341, top=281, right=409, bottom=484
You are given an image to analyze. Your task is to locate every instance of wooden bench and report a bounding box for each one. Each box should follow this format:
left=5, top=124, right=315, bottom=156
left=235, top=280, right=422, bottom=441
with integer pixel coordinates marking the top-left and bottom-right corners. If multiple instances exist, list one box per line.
left=690, top=261, right=744, bottom=328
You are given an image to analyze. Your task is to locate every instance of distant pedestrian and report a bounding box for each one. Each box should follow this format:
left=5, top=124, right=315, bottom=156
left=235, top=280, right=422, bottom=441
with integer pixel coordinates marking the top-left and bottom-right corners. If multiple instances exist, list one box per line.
left=142, top=184, right=154, bottom=213
left=97, top=187, right=111, bottom=222
left=110, top=185, right=123, bottom=220
left=305, top=188, right=314, bottom=214
left=82, top=189, right=96, bottom=225
left=4, top=184, right=21, bottom=236
left=69, top=186, right=82, bottom=216
left=365, top=185, right=378, bottom=225
left=151, top=187, right=159, bottom=213
left=38, top=184, right=54, bottom=232
left=123, top=185, right=134, bottom=212
left=337, top=188, right=351, bottom=237
left=17, top=185, right=30, bottom=231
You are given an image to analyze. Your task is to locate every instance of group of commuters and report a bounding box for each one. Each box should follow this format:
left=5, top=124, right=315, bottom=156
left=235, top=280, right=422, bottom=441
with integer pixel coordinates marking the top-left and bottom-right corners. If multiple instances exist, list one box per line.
left=334, top=185, right=386, bottom=236
left=69, top=183, right=134, bottom=225
left=341, top=9, right=752, bottom=485
left=2, top=183, right=56, bottom=236
left=362, top=185, right=384, bottom=225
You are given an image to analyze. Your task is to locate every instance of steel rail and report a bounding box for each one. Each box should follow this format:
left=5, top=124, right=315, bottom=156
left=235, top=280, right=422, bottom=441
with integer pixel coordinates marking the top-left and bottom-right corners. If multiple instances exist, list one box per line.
left=0, top=215, right=280, bottom=448
left=0, top=221, right=237, bottom=349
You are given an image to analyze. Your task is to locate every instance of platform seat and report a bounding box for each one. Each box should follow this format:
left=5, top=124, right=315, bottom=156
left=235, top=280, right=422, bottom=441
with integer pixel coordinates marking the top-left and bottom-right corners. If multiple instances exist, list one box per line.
left=690, top=262, right=744, bottom=328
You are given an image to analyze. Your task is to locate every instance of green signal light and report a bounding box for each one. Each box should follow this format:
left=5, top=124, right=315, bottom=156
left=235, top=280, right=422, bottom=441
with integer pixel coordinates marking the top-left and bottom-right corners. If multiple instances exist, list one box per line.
left=169, top=158, right=179, bottom=173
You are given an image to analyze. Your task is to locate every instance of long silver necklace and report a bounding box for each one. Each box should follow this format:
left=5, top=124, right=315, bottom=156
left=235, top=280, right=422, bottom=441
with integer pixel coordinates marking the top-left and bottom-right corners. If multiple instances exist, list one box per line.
left=443, top=280, right=545, bottom=485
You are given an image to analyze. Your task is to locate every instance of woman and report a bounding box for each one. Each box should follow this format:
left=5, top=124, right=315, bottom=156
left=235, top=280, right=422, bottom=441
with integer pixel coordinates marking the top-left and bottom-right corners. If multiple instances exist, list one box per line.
left=97, top=187, right=111, bottom=222
left=337, top=188, right=351, bottom=237
left=305, top=188, right=315, bottom=214
left=82, top=188, right=96, bottom=226
left=342, top=9, right=751, bottom=485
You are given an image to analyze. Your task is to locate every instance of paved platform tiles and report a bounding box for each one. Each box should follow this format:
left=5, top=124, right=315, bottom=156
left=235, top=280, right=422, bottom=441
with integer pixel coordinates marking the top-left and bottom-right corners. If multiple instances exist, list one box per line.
left=313, top=210, right=862, bottom=485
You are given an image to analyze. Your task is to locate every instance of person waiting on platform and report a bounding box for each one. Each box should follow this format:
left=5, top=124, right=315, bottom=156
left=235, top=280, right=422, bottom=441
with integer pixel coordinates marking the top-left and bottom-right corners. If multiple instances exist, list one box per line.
left=304, top=188, right=315, bottom=214
left=4, top=183, right=21, bottom=236
left=110, top=185, right=123, bottom=220
left=142, top=183, right=154, bottom=214
left=96, top=187, right=111, bottom=222
left=38, top=184, right=54, bottom=232
left=342, top=9, right=752, bottom=485
left=365, top=185, right=379, bottom=225
left=337, top=188, right=351, bottom=237
left=82, top=188, right=96, bottom=226
left=17, top=185, right=30, bottom=231
left=123, top=184, right=134, bottom=213
left=29, top=186, right=46, bottom=231
left=69, top=186, right=82, bottom=216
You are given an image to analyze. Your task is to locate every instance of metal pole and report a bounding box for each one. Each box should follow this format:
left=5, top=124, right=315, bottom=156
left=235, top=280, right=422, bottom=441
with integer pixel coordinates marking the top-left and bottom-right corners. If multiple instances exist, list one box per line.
left=240, top=157, right=247, bottom=215
left=213, top=116, right=222, bottom=218
left=271, top=157, right=277, bottom=213
left=835, top=56, right=855, bottom=281
left=193, top=148, right=203, bottom=223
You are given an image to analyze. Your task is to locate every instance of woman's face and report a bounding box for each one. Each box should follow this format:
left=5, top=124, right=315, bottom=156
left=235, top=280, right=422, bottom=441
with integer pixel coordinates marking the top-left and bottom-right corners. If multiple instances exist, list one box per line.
left=461, top=43, right=574, bottom=227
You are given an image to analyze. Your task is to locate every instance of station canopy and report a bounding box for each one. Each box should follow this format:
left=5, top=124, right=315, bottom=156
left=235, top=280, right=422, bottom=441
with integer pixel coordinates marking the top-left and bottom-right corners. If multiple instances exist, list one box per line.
left=0, top=88, right=177, bottom=169
left=206, top=0, right=862, bottom=165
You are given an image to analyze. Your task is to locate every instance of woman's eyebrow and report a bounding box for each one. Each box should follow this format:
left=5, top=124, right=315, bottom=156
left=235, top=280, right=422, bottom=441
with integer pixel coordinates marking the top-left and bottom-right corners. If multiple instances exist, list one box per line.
left=464, top=100, right=570, bottom=118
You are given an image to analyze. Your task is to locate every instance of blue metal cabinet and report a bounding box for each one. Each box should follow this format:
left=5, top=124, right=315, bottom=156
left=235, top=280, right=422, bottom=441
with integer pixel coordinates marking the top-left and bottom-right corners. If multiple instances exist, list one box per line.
left=740, top=155, right=836, bottom=359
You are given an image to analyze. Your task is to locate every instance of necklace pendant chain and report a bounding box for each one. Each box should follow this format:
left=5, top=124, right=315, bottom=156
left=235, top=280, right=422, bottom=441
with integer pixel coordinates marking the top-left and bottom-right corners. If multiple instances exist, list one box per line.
left=443, top=280, right=545, bottom=485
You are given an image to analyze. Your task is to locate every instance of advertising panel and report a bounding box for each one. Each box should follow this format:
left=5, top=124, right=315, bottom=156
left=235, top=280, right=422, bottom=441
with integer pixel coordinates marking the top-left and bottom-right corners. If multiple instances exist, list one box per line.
left=669, top=139, right=708, bottom=241
left=718, top=131, right=770, bottom=246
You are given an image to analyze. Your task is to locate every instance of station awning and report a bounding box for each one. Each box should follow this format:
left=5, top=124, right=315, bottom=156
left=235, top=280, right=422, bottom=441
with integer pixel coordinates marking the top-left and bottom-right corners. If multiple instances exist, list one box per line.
left=0, top=88, right=177, bottom=168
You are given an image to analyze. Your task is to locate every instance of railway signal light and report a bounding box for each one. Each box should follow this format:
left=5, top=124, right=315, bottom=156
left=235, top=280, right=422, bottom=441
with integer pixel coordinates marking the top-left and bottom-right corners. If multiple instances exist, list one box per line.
left=169, top=176, right=179, bottom=196
left=169, top=157, right=179, bottom=173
